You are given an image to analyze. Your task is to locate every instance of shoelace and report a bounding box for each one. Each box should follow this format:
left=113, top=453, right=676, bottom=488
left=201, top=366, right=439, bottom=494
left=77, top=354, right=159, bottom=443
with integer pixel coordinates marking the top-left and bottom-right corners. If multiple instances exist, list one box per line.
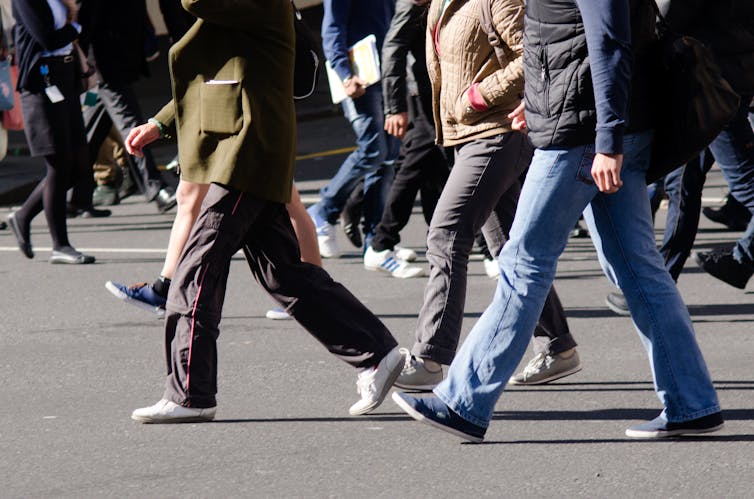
left=356, top=368, right=376, bottom=396
left=522, top=352, right=548, bottom=375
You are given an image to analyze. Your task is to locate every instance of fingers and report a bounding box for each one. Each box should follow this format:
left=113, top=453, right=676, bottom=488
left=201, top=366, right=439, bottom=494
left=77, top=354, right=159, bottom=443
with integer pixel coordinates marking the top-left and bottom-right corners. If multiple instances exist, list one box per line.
left=125, top=127, right=146, bottom=157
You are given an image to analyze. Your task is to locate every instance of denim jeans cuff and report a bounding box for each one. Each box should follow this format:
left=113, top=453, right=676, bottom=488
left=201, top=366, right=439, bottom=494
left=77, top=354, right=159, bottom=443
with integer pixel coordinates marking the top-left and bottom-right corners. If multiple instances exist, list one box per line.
left=434, top=386, right=490, bottom=429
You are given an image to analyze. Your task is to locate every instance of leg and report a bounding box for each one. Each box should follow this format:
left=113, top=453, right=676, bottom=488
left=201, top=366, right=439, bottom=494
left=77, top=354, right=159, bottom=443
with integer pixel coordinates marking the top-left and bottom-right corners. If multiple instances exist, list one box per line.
left=286, top=184, right=322, bottom=267
left=659, top=151, right=713, bottom=281
left=98, top=82, right=172, bottom=202
left=162, top=184, right=259, bottom=408
left=583, top=134, right=720, bottom=423
left=161, top=179, right=210, bottom=279
left=412, top=133, right=532, bottom=365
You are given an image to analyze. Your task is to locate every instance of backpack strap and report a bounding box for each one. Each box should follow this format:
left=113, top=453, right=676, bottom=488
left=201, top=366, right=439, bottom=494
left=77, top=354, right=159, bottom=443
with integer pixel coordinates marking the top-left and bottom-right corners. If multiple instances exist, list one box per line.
left=478, top=0, right=508, bottom=67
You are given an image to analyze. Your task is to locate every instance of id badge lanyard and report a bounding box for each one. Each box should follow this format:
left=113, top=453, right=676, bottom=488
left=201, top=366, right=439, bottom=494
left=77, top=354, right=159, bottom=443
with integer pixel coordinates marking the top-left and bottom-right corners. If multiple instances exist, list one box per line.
left=40, top=64, right=64, bottom=103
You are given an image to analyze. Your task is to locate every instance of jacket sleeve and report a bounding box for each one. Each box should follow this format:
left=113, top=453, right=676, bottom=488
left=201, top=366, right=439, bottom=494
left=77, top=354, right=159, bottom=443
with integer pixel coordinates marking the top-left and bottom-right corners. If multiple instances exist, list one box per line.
left=475, top=0, right=525, bottom=111
left=154, top=100, right=177, bottom=139
left=381, top=0, right=419, bottom=115
left=14, top=0, right=79, bottom=51
left=321, top=0, right=353, bottom=81
left=575, top=0, right=632, bottom=154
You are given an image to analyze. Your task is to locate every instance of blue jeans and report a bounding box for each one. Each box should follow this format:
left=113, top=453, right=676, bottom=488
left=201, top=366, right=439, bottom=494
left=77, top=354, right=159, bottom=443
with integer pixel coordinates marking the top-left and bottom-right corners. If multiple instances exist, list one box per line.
left=311, top=84, right=399, bottom=246
left=660, top=97, right=754, bottom=275
left=435, top=132, right=720, bottom=428
left=707, top=98, right=754, bottom=268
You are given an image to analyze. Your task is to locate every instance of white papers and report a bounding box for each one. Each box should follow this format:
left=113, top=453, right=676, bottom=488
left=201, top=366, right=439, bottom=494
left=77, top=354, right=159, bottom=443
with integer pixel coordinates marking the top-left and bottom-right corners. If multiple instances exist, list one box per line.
left=206, top=80, right=239, bottom=85
left=325, top=34, right=381, bottom=104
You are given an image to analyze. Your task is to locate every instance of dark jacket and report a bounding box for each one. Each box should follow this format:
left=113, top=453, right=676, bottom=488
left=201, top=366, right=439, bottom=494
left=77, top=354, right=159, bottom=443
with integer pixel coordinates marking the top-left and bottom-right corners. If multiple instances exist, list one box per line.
left=321, top=0, right=395, bottom=82
left=658, top=0, right=754, bottom=95
left=153, top=0, right=296, bottom=203
left=12, top=0, right=79, bottom=92
left=523, top=0, right=655, bottom=152
left=381, top=0, right=431, bottom=117
left=79, top=0, right=149, bottom=85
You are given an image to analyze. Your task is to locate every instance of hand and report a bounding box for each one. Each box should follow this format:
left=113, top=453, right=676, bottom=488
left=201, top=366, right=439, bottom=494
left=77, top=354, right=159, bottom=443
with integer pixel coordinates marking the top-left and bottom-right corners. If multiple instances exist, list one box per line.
left=507, top=101, right=527, bottom=131
left=343, top=75, right=367, bottom=99
left=384, top=112, right=409, bottom=139
left=591, top=153, right=624, bottom=193
left=125, top=123, right=160, bottom=157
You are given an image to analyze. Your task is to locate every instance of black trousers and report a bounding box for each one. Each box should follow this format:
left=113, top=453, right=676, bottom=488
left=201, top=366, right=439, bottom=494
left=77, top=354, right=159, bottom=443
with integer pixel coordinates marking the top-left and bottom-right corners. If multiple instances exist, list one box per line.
left=97, top=81, right=170, bottom=200
left=163, top=183, right=399, bottom=408
left=370, top=94, right=451, bottom=252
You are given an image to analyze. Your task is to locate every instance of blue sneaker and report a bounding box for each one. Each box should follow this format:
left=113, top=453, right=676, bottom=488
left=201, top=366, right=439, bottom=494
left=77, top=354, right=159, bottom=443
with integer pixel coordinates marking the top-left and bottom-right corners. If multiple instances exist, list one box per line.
left=625, top=412, right=724, bottom=439
left=392, top=392, right=486, bottom=443
left=105, top=281, right=167, bottom=318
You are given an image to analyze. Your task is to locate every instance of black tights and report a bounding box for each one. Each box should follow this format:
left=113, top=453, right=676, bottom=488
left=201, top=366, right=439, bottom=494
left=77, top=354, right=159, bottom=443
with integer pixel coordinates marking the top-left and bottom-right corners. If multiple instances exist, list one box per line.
left=14, top=146, right=88, bottom=250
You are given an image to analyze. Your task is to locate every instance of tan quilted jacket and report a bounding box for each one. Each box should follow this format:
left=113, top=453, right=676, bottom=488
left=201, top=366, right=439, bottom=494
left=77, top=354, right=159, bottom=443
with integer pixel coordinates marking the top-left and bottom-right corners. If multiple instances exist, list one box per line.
left=426, top=0, right=525, bottom=146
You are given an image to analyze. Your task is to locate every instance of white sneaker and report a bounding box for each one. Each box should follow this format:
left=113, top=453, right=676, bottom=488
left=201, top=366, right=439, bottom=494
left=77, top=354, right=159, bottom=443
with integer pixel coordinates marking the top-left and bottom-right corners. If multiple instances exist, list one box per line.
left=308, top=206, right=341, bottom=258
left=364, top=246, right=425, bottom=278
left=131, top=399, right=216, bottom=423
left=483, top=258, right=501, bottom=278
left=266, top=306, right=292, bottom=320
left=395, top=246, right=418, bottom=262
left=349, top=347, right=407, bottom=415
left=394, top=349, right=444, bottom=390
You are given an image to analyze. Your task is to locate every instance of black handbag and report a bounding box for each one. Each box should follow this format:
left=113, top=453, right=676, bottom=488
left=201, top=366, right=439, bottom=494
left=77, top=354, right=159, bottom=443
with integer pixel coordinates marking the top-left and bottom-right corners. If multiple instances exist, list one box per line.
left=646, top=3, right=741, bottom=183
left=291, top=2, right=321, bottom=100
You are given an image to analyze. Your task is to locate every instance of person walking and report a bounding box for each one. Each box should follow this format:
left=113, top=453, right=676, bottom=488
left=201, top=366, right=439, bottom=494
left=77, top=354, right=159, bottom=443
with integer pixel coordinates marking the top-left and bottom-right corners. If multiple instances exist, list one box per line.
left=394, top=0, right=578, bottom=390
left=393, top=0, right=723, bottom=442
left=6, top=0, right=95, bottom=264
left=128, top=0, right=405, bottom=423
left=306, top=0, right=401, bottom=258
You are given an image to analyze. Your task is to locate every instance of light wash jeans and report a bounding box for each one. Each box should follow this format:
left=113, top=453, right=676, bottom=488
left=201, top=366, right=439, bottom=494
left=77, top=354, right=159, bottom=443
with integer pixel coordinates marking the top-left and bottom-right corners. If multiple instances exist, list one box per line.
left=311, top=84, right=399, bottom=246
left=435, top=132, right=720, bottom=428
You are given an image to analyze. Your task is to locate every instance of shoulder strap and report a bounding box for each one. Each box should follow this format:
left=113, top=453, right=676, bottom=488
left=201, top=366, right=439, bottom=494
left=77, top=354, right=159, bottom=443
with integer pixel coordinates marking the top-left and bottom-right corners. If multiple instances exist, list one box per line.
left=478, top=0, right=508, bottom=67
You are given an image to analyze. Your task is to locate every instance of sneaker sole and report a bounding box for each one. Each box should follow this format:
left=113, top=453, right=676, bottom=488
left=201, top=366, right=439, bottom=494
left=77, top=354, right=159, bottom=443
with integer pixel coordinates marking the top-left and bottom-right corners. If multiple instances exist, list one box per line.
left=508, top=365, right=582, bottom=385
left=349, top=352, right=406, bottom=416
left=265, top=310, right=292, bottom=320
left=604, top=297, right=631, bottom=316
left=625, top=422, right=724, bottom=439
left=105, top=281, right=166, bottom=318
left=391, top=392, right=483, bottom=443
left=393, top=381, right=439, bottom=391
left=131, top=413, right=215, bottom=424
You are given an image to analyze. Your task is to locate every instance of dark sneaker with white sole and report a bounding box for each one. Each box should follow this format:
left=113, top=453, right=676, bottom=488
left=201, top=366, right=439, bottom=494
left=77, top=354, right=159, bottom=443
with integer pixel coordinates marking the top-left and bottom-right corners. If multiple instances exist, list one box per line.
left=392, top=392, right=486, bottom=443
left=105, top=280, right=166, bottom=317
left=625, top=412, right=724, bottom=439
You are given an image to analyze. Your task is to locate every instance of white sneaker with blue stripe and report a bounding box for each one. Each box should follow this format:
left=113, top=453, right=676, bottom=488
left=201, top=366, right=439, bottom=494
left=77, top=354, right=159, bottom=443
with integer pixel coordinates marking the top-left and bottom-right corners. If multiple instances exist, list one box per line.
left=364, top=246, right=425, bottom=279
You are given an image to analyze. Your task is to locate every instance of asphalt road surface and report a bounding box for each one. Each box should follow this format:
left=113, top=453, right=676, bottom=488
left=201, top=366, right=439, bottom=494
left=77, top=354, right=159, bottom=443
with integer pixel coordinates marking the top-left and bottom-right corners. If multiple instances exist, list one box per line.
left=1, top=112, right=753, bottom=498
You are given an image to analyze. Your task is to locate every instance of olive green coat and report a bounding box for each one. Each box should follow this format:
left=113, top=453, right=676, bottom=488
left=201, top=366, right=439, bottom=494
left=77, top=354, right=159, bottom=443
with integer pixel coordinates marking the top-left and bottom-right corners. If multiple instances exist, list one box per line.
left=154, top=0, right=296, bottom=203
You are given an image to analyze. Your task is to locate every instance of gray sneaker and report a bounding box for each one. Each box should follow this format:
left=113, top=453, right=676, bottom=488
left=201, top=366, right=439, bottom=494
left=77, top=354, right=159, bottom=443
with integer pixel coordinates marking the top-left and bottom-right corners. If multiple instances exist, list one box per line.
left=509, top=350, right=581, bottom=385
left=394, top=348, right=444, bottom=391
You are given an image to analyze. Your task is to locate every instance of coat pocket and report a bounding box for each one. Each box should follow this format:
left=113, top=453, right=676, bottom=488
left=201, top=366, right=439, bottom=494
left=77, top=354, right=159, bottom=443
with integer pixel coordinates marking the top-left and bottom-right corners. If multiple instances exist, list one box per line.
left=200, top=81, right=243, bottom=135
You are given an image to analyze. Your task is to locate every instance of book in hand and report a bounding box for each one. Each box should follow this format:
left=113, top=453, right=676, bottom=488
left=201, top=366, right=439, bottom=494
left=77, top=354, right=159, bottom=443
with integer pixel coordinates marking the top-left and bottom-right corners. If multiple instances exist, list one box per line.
left=325, top=34, right=381, bottom=104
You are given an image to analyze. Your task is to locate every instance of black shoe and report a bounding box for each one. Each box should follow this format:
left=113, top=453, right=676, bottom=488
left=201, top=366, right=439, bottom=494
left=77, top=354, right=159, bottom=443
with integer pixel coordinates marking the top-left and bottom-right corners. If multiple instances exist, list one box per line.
left=67, top=204, right=112, bottom=218
left=49, top=246, right=95, bottom=264
left=341, top=201, right=363, bottom=249
left=7, top=212, right=33, bottom=259
left=626, top=412, right=724, bottom=439
left=569, top=221, right=589, bottom=238
left=0, top=220, right=6, bottom=230
left=702, top=195, right=751, bottom=231
left=154, top=187, right=177, bottom=213
left=92, top=185, right=120, bottom=206
left=605, top=292, right=630, bottom=316
left=695, top=249, right=753, bottom=289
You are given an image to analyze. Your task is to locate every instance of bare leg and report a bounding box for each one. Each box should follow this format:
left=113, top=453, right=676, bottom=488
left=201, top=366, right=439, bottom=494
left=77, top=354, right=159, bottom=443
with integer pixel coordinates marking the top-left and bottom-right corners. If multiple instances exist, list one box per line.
left=286, top=184, right=322, bottom=267
left=160, top=179, right=210, bottom=279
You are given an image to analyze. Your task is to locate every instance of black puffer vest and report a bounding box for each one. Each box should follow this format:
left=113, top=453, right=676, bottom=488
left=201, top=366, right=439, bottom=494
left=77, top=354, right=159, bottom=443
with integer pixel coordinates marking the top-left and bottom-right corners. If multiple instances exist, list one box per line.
left=523, top=0, right=656, bottom=149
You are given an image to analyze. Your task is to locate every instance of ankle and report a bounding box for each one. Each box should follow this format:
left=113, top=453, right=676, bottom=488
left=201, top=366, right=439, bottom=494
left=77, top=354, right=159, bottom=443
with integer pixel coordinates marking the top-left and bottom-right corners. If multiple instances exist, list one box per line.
left=152, top=275, right=171, bottom=298
left=421, top=358, right=442, bottom=371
